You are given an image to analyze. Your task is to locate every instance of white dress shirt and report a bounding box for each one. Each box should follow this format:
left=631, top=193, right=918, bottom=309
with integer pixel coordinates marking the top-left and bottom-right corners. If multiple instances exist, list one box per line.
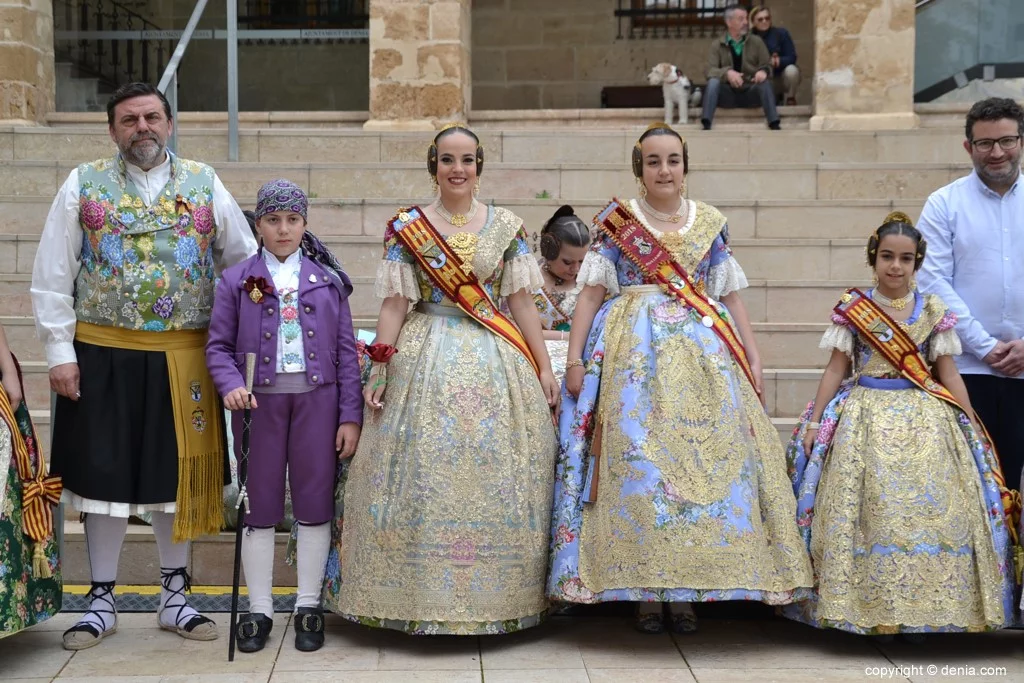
left=30, top=152, right=257, bottom=368
left=917, top=169, right=1024, bottom=377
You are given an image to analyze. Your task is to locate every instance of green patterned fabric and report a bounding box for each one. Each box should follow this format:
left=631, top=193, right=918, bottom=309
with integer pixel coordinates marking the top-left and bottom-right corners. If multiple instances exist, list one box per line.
left=0, top=400, right=61, bottom=638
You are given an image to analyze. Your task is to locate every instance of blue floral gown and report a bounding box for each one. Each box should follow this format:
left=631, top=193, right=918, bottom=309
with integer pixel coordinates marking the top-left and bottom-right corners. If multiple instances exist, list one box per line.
left=783, top=291, right=1015, bottom=633
left=547, top=199, right=812, bottom=605
left=323, top=206, right=558, bottom=634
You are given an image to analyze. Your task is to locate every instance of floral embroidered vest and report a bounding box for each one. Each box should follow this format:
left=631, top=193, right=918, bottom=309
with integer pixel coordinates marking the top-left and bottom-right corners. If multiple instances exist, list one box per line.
left=74, top=154, right=218, bottom=331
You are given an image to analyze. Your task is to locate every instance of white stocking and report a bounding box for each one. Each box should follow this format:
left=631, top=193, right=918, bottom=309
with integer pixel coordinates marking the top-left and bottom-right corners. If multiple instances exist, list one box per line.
left=295, top=522, right=330, bottom=610
left=75, top=513, right=127, bottom=633
left=151, top=511, right=200, bottom=629
left=242, top=526, right=276, bottom=618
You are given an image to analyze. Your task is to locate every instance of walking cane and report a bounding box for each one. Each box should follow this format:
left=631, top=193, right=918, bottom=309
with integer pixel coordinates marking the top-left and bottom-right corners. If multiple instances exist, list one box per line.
left=228, top=353, right=256, bottom=662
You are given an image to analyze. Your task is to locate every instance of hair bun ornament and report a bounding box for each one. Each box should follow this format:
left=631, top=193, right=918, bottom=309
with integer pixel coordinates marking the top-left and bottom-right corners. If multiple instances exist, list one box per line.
left=883, top=211, right=914, bottom=227
left=553, top=204, right=575, bottom=220
left=543, top=204, right=575, bottom=234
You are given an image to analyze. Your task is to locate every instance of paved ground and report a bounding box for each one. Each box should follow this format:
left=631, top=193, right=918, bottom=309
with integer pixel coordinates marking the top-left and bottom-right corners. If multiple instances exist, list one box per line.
left=3, top=609, right=1024, bottom=682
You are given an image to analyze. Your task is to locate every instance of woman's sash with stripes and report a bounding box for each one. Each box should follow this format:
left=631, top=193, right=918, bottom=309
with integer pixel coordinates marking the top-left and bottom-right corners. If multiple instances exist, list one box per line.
left=3, top=356, right=61, bottom=577
left=594, top=198, right=755, bottom=389
left=388, top=206, right=540, bottom=376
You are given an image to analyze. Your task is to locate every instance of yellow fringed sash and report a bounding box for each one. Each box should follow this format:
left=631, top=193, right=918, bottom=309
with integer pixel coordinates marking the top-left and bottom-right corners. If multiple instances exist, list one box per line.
left=75, top=322, right=224, bottom=542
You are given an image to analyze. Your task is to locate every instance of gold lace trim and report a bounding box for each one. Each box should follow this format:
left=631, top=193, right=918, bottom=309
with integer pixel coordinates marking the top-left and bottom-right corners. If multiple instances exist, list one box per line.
left=810, top=387, right=1006, bottom=629
left=334, top=311, right=557, bottom=623
left=627, top=198, right=726, bottom=274
left=576, top=293, right=812, bottom=594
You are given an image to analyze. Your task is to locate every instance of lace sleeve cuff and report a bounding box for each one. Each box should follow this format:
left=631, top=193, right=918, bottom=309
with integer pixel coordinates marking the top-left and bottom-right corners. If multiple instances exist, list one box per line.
left=500, top=253, right=544, bottom=297
left=706, top=256, right=749, bottom=299
left=929, top=327, right=962, bottom=360
left=578, top=251, right=619, bottom=295
left=820, top=323, right=854, bottom=358
left=374, top=259, right=420, bottom=302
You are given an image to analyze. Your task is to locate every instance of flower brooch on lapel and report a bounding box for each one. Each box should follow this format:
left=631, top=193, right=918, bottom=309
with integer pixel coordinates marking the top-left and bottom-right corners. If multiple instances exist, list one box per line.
left=244, top=276, right=274, bottom=304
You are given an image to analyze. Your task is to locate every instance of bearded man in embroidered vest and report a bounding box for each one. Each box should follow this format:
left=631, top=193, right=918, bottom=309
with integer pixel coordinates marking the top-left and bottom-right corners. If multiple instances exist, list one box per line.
left=30, top=82, right=257, bottom=651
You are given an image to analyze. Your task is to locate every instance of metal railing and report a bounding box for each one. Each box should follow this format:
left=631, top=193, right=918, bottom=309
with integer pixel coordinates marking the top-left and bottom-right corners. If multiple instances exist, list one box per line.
left=156, top=0, right=215, bottom=158
left=615, top=0, right=752, bottom=39
left=53, top=0, right=173, bottom=89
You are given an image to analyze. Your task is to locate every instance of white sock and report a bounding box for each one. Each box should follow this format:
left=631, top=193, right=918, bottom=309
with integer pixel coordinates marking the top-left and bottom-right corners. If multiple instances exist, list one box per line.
left=242, top=526, right=276, bottom=618
left=295, top=522, right=330, bottom=610
left=151, top=511, right=201, bottom=628
left=77, top=513, right=127, bottom=633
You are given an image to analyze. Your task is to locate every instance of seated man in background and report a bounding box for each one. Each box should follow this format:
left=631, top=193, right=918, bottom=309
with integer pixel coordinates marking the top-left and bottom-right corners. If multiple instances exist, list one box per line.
left=702, top=4, right=780, bottom=131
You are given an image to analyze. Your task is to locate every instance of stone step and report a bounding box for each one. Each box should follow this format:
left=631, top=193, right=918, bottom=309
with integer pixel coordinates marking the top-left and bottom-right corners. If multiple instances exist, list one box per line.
left=17, top=365, right=819, bottom=425
left=41, top=102, right=971, bottom=132
left=0, top=196, right=926, bottom=242
left=60, top=521, right=299, bottom=586
left=1, top=125, right=968, bottom=166
left=0, top=230, right=875, bottom=280
left=58, top=416, right=805, bottom=586
left=22, top=366, right=825, bottom=424
left=0, top=160, right=970, bottom=201
left=19, top=319, right=832, bottom=420
left=1, top=312, right=833, bottom=375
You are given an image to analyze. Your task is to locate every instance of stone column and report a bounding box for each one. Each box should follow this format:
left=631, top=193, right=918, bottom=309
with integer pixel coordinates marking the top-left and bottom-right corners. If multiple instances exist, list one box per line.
left=365, top=0, right=471, bottom=131
left=810, top=0, right=918, bottom=131
left=0, top=0, right=55, bottom=124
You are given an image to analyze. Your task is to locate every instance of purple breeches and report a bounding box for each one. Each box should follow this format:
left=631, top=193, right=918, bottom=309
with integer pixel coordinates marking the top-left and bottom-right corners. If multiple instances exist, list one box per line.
left=231, top=384, right=338, bottom=527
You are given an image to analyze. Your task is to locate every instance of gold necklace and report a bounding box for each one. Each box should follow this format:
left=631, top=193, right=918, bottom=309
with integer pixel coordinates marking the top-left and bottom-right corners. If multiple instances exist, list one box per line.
left=872, top=288, right=914, bottom=311
left=640, top=197, right=686, bottom=223
left=435, top=199, right=479, bottom=228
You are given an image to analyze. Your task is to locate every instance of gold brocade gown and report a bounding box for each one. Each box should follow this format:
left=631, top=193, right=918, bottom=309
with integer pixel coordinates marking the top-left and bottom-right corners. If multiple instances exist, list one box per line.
left=548, top=199, right=813, bottom=604
left=783, top=291, right=1014, bottom=633
left=322, top=206, right=558, bottom=634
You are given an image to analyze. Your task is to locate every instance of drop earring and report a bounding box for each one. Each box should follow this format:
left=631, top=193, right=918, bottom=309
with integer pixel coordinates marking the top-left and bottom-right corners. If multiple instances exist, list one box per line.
left=430, top=176, right=439, bottom=194
left=637, top=178, right=647, bottom=199
left=909, top=276, right=917, bottom=291
left=680, top=177, right=687, bottom=198
left=473, top=180, right=480, bottom=198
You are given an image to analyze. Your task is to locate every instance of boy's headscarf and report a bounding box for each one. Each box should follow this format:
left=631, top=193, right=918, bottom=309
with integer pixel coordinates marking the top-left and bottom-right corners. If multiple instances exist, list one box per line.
left=254, top=178, right=352, bottom=299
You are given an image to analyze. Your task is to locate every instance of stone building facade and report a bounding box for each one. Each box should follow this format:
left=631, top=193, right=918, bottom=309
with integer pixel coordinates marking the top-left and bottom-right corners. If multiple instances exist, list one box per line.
left=2, top=0, right=918, bottom=131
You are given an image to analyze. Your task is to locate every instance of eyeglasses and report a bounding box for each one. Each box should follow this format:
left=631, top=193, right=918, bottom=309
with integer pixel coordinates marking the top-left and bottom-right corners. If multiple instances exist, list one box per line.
left=970, top=135, right=1021, bottom=153
left=755, top=16, right=771, bottom=22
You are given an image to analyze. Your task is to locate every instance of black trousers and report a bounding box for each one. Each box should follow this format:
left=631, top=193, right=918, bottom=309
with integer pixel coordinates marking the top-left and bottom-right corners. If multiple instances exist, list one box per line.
left=963, top=374, right=1024, bottom=490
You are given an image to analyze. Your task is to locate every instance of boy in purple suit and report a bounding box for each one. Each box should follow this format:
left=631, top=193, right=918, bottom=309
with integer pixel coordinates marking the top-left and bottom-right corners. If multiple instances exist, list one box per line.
left=206, top=179, right=362, bottom=653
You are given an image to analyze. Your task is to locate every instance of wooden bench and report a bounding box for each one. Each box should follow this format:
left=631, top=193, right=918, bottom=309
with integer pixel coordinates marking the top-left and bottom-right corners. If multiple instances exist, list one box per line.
left=601, top=84, right=706, bottom=108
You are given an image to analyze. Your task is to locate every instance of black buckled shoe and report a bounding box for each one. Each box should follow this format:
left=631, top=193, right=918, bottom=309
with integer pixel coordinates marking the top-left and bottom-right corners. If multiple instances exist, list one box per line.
left=293, top=606, right=325, bottom=652
left=235, top=613, right=273, bottom=653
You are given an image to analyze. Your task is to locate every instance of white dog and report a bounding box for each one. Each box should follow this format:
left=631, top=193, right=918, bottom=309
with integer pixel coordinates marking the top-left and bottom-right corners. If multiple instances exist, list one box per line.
left=647, top=63, right=691, bottom=125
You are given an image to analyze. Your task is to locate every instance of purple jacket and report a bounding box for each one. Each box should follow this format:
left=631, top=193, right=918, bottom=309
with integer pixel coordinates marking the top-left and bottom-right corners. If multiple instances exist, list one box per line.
left=206, top=248, right=363, bottom=426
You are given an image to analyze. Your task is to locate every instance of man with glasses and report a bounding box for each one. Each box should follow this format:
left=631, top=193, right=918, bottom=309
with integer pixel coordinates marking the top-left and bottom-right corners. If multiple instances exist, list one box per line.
left=749, top=5, right=799, bottom=106
left=918, top=97, right=1024, bottom=488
